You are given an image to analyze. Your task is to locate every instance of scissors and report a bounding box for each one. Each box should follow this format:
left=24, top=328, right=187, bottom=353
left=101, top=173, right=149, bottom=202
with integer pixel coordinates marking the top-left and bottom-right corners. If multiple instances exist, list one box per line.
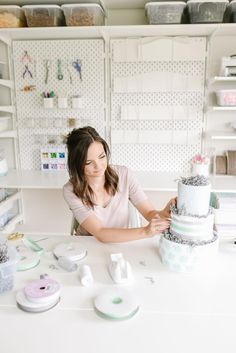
left=23, top=64, right=33, bottom=79
left=72, top=59, right=82, bottom=81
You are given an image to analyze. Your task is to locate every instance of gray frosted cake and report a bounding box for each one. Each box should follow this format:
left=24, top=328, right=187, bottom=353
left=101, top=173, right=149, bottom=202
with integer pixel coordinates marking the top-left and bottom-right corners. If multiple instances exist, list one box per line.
left=159, top=175, right=218, bottom=273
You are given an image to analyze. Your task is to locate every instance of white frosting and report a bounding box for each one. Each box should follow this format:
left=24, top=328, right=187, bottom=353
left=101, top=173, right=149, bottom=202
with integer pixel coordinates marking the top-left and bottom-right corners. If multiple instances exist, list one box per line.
left=177, top=181, right=211, bottom=217
left=170, top=212, right=214, bottom=242
left=159, top=235, right=218, bottom=273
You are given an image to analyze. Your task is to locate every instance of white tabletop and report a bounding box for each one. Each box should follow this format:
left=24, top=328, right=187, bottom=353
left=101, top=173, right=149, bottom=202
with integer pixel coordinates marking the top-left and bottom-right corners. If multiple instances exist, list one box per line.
left=1, top=235, right=236, bottom=353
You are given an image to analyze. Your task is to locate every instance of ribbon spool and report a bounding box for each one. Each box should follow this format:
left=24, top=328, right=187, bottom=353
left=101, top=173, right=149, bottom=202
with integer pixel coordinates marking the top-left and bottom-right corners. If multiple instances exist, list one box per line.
left=94, top=289, right=139, bottom=321
left=53, top=242, right=87, bottom=262
left=16, top=275, right=61, bottom=313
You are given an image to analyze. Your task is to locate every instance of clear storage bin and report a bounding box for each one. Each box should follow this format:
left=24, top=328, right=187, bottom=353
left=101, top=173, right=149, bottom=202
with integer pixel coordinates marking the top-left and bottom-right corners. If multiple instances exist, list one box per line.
left=216, top=90, right=236, bottom=106
left=187, top=0, right=229, bottom=23
left=22, top=5, right=64, bottom=27
left=61, top=4, right=105, bottom=26
left=227, top=0, right=236, bottom=22
left=0, top=246, right=19, bottom=294
left=0, top=5, right=26, bottom=28
left=145, top=2, right=186, bottom=24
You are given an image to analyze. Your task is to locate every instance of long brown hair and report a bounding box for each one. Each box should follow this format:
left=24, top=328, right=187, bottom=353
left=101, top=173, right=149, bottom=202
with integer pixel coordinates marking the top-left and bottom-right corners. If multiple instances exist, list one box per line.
left=66, top=126, right=119, bottom=208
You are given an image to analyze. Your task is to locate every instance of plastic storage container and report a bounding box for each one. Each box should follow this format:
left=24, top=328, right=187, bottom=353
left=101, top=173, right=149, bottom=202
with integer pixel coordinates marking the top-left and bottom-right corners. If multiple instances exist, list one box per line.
left=187, top=0, right=229, bottom=23
left=22, top=5, right=64, bottom=27
left=0, top=5, right=26, bottom=28
left=227, top=0, right=236, bottom=22
left=0, top=245, right=19, bottom=293
left=216, top=90, right=236, bottom=106
left=61, top=4, right=105, bottom=26
left=145, top=2, right=186, bottom=24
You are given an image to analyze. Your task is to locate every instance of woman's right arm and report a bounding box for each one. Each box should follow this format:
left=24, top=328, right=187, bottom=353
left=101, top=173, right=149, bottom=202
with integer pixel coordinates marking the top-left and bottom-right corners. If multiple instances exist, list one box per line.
left=81, top=214, right=170, bottom=243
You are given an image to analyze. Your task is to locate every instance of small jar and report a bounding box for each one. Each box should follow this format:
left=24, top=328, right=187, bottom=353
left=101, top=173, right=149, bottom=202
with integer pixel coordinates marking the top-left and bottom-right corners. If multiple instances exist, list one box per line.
left=43, top=97, right=54, bottom=109
left=58, top=97, right=68, bottom=109
left=191, top=163, right=209, bottom=177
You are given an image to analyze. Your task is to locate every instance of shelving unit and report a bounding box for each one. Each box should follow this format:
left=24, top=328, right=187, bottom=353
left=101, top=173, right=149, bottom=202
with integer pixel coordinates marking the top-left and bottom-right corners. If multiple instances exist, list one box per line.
left=0, top=37, right=23, bottom=233
left=0, top=11, right=235, bottom=234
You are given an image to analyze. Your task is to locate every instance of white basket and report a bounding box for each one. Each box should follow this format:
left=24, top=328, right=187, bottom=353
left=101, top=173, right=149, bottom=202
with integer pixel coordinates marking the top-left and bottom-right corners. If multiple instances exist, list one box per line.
left=216, top=90, right=236, bottom=106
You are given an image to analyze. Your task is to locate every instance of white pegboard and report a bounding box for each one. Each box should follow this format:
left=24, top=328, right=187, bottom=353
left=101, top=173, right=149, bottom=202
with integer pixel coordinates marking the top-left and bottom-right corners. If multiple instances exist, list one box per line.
left=12, top=39, right=105, bottom=170
left=110, top=37, right=206, bottom=173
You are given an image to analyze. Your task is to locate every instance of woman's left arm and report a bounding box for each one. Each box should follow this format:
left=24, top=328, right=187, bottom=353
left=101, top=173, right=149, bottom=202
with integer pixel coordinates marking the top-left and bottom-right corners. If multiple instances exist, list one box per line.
left=135, top=198, right=176, bottom=221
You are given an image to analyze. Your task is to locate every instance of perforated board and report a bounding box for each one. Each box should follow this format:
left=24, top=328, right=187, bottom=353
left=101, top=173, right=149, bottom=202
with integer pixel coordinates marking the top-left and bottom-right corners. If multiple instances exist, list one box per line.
left=110, top=37, right=206, bottom=173
left=12, top=39, right=105, bottom=170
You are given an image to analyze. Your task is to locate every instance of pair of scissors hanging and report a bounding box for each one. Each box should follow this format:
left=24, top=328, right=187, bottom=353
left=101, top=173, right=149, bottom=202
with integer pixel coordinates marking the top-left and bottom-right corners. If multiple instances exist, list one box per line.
left=21, top=50, right=32, bottom=64
left=72, top=59, right=82, bottom=81
left=23, top=64, right=33, bottom=79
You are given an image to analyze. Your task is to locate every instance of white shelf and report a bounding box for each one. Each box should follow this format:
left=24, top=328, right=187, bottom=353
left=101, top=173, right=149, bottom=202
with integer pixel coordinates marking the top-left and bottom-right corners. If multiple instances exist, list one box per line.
left=0, top=106, right=14, bottom=114
left=0, top=130, right=17, bottom=138
left=0, top=24, right=229, bottom=41
left=0, top=79, right=14, bottom=89
left=210, top=76, right=236, bottom=84
left=0, top=169, right=235, bottom=192
left=208, top=132, right=236, bottom=140
left=210, top=106, right=236, bottom=111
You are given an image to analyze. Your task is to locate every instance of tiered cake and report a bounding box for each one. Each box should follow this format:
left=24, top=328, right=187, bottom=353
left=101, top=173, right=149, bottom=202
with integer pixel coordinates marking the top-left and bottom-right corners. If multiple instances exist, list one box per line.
left=159, top=175, right=218, bottom=273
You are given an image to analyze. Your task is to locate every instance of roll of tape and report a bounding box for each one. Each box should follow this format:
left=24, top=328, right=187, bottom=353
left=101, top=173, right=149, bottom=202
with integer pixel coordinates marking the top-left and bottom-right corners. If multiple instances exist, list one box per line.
left=94, top=289, right=139, bottom=320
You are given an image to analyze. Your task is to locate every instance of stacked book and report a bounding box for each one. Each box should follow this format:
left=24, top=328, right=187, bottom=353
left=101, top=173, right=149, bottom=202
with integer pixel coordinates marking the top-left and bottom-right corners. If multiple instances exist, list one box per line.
left=211, top=193, right=236, bottom=238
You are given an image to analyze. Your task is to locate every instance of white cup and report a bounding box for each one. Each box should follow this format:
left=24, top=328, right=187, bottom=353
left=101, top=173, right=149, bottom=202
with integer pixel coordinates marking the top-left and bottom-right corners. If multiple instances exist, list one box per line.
left=43, top=98, right=54, bottom=109
left=58, top=97, right=68, bottom=109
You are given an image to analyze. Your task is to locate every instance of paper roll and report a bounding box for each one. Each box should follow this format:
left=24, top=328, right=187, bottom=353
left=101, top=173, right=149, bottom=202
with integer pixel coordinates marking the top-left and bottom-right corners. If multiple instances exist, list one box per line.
left=79, top=265, right=93, bottom=287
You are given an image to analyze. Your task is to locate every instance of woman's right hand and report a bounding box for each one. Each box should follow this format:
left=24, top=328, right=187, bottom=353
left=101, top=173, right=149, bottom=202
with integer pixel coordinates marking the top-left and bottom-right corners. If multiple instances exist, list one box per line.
left=144, top=216, right=170, bottom=238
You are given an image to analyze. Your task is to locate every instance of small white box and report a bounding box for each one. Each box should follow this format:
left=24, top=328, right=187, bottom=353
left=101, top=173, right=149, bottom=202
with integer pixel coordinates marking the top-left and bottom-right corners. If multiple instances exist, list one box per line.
left=216, top=90, right=236, bottom=106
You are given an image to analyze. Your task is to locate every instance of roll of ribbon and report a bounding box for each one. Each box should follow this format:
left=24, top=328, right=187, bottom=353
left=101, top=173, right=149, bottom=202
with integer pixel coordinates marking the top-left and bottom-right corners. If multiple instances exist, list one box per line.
left=94, top=288, right=139, bottom=320
left=16, top=290, right=60, bottom=313
left=24, top=277, right=60, bottom=304
left=53, top=242, right=87, bottom=262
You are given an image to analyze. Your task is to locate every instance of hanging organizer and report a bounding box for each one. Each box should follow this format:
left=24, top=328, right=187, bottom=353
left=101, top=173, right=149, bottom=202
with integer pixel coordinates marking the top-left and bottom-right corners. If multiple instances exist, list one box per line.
left=110, top=37, right=206, bottom=173
left=12, top=39, right=105, bottom=171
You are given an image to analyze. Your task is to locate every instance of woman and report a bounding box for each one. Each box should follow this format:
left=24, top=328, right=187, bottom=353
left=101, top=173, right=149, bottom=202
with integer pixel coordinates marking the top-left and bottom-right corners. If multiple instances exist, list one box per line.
left=63, top=126, right=174, bottom=243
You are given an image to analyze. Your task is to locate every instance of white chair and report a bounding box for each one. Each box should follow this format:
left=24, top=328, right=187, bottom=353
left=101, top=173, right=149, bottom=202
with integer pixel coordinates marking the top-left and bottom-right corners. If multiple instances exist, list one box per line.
left=70, top=201, right=141, bottom=235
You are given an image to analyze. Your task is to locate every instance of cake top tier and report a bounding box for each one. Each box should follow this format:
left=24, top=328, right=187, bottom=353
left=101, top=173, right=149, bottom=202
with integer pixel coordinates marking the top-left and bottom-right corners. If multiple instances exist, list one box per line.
left=180, top=175, right=210, bottom=187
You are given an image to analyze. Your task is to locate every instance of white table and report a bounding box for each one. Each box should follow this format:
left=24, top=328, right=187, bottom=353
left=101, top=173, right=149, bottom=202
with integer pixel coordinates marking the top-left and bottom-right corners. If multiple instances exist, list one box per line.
left=1, top=235, right=236, bottom=353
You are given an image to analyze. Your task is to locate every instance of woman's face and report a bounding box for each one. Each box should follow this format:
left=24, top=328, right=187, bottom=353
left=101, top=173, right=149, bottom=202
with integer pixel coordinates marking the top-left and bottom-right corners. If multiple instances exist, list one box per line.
left=84, top=141, right=107, bottom=178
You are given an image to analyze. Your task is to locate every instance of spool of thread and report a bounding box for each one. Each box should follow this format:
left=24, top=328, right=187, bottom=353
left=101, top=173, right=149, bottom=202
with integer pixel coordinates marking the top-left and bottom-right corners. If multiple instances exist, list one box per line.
left=79, top=265, right=93, bottom=287
left=58, top=256, right=78, bottom=272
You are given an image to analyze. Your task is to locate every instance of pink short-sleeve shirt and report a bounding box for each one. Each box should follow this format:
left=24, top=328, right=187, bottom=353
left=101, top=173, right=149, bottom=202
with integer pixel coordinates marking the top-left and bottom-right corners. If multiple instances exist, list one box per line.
left=63, top=165, right=147, bottom=233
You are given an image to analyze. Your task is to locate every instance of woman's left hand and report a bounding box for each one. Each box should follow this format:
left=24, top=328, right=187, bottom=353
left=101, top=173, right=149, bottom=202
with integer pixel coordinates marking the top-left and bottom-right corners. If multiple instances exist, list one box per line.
left=159, top=198, right=177, bottom=219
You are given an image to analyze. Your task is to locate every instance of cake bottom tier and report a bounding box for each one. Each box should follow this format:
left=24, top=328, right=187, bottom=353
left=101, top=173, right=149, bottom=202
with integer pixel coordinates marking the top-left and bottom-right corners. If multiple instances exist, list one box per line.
left=159, top=233, right=218, bottom=273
